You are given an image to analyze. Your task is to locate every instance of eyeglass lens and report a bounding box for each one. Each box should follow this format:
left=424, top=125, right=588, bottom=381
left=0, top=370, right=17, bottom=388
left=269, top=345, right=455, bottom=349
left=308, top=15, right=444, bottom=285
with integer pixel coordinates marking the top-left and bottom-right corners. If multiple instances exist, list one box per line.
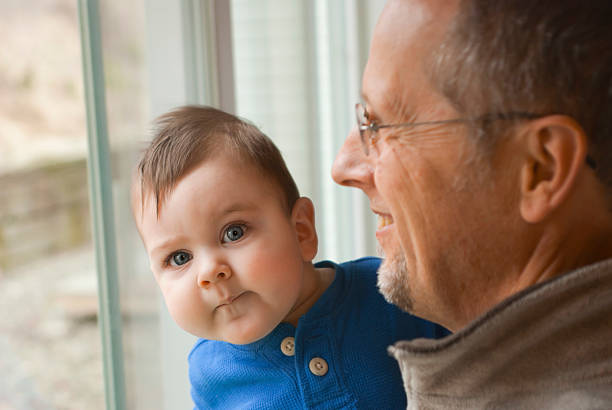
left=355, top=103, right=371, bottom=155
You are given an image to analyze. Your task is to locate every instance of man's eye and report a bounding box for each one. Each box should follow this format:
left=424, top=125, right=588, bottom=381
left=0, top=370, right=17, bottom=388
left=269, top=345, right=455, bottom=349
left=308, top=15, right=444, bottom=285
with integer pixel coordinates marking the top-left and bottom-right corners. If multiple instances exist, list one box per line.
left=169, top=251, right=192, bottom=267
left=222, top=224, right=245, bottom=243
left=364, top=108, right=378, bottom=128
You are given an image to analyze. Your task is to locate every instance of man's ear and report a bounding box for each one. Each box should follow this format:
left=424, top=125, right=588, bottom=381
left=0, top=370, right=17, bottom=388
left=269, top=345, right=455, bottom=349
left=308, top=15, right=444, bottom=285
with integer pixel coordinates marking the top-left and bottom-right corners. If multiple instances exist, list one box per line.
left=291, top=197, right=318, bottom=262
left=519, top=115, right=588, bottom=223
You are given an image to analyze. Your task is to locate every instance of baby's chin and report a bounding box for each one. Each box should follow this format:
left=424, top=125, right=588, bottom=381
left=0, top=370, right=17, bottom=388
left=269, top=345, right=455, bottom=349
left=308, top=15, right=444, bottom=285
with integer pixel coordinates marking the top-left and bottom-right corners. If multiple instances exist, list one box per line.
left=222, top=333, right=265, bottom=345
left=196, top=324, right=277, bottom=345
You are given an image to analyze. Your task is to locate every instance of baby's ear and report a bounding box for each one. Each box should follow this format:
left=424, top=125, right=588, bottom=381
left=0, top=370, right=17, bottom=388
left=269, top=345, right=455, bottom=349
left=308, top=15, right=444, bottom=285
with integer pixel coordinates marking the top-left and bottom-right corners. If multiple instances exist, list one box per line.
left=291, top=197, right=318, bottom=262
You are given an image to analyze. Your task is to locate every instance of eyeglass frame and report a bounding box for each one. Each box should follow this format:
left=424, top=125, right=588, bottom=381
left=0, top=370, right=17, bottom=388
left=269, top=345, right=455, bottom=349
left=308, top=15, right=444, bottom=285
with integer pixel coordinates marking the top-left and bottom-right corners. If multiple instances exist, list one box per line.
left=354, top=102, right=597, bottom=169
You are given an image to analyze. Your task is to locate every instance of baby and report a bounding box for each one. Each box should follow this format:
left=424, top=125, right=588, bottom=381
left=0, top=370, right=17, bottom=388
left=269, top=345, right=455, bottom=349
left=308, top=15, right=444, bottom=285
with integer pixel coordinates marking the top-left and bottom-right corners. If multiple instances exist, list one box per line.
left=132, top=106, right=448, bottom=409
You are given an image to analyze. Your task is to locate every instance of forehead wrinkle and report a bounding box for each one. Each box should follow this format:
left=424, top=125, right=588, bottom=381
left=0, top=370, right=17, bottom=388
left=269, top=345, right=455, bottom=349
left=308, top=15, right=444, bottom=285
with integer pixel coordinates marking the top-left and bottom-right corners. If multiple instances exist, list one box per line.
left=390, top=93, right=413, bottom=123
left=392, top=72, right=452, bottom=124
left=362, top=67, right=402, bottom=119
left=362, top=81, right=403, bottom=121
left=362, top=63, right=421, bottom=126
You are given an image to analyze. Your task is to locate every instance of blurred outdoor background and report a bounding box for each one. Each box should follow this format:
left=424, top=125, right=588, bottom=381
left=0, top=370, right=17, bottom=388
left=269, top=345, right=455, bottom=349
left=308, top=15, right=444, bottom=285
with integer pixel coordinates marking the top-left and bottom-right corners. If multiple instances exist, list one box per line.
left=0, top=0, right=103, bottom=409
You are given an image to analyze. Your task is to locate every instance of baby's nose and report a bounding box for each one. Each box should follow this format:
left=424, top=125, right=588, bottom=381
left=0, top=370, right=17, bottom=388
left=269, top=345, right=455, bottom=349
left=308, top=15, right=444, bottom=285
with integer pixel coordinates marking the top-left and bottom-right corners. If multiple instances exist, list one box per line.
left=197, top=263, right=232, bottom=288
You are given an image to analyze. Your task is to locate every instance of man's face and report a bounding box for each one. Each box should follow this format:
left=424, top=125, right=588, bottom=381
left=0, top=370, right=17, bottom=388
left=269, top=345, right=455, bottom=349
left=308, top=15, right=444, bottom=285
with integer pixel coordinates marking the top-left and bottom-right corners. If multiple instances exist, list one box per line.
left=137, top=153, right=308, bottom=344
left=332, top=0, right=521, bottom=329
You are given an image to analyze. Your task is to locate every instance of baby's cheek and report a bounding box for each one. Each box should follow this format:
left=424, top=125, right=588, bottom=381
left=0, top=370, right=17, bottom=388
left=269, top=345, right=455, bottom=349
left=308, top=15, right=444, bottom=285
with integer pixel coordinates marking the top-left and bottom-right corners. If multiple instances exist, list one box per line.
left=247, top=240, right=302, bottom=282
left=164, top=280, right=209, bottom=335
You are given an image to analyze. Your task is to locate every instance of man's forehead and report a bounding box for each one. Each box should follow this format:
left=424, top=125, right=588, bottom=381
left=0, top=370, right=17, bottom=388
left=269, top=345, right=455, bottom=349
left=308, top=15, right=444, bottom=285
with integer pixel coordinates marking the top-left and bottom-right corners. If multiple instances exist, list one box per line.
left=363, top=0, right=459, bottom=116
left=380, top=0, right=458, bottom=23
left=372, top=0, right=459, bottom=64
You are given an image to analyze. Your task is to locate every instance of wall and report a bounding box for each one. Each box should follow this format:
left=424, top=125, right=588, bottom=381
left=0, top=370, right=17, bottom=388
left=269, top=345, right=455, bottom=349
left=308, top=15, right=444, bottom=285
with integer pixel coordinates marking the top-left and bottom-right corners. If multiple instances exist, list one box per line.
left=0, top=159, right=91, bottom=272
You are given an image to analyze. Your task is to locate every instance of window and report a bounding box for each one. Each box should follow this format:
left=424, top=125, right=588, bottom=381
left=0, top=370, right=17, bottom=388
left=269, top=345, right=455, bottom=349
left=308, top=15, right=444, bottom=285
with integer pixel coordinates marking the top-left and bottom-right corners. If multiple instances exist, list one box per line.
left=79, top=1, right=384, bottom=408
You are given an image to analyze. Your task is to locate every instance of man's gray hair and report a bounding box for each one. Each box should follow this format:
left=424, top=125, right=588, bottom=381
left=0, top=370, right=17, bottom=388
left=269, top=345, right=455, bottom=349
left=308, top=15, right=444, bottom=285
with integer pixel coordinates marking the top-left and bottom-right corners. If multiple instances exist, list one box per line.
left=430, top=0, right=612, bottom=189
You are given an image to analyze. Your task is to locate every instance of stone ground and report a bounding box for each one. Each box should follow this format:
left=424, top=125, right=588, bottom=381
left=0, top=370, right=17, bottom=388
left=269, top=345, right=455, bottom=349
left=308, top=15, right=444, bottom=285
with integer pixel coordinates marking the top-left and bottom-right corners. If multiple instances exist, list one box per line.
left=0, top=246, right=104, bottom=410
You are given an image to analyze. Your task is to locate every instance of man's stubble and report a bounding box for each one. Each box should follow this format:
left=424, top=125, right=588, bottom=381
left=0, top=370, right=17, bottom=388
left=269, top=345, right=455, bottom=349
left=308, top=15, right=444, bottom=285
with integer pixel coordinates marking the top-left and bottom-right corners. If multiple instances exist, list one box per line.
left=377, top=245, right=414, bottom=313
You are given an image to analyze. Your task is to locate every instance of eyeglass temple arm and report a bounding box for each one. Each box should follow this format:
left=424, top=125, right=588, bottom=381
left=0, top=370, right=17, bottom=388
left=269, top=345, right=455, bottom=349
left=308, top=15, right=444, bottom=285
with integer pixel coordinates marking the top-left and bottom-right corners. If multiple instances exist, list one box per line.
left=372, top=112, right=598, bottom=169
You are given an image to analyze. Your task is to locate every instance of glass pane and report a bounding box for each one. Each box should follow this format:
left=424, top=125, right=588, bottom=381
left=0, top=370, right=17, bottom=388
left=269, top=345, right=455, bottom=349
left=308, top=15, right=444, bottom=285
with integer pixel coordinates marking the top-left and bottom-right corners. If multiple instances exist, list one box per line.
left=0, top=0, right=103, bottom=408
left=94, top=1, right=163, bottom=409
left=231, top=0, right=314, bottom=197
left=89, top=1, right=212, bottom=408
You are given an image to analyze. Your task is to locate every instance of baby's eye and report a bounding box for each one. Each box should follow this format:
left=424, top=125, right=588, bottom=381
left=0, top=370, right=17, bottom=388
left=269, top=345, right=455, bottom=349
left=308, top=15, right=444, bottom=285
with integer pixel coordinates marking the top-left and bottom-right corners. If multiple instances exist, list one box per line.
left=168, top=251, right=192, bottom=267
left=222, top=224, right=246, bottom=243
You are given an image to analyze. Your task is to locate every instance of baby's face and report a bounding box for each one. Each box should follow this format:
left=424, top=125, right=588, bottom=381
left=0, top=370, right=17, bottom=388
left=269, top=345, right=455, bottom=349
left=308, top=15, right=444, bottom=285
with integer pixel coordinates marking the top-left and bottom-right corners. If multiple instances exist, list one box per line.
left=137, top=154, right=307, bottom=344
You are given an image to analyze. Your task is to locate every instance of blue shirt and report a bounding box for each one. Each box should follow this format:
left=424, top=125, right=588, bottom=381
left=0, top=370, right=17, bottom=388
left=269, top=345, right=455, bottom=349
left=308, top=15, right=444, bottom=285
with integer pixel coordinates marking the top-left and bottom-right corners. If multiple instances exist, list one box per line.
left=189, top=257, right=449, bottom=409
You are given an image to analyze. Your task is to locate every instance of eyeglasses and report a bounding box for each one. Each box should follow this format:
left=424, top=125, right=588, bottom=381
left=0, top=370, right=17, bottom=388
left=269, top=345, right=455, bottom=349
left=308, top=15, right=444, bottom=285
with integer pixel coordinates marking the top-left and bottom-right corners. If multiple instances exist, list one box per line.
left=354, top=103, right=597, bottom=169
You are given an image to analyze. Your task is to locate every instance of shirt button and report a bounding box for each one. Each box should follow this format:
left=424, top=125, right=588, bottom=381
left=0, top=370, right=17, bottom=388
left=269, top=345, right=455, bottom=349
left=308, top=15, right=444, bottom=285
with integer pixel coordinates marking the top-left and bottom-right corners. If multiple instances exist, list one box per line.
left=280, top=337, right=295, bottom=356
left=308, top=357, right=328, bottom=376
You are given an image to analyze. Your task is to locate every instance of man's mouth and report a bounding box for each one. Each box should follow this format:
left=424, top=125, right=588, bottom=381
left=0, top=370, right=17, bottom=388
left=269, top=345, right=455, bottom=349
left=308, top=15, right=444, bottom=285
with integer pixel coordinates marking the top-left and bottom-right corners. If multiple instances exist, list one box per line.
left=377, top=214, right=394, bottom=230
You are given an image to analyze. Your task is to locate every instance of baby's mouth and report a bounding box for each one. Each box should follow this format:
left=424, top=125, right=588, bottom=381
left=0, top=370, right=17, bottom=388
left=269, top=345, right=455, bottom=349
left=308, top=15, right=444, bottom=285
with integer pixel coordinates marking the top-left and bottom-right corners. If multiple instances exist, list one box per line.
left=217, top=292, right=245, bottom=309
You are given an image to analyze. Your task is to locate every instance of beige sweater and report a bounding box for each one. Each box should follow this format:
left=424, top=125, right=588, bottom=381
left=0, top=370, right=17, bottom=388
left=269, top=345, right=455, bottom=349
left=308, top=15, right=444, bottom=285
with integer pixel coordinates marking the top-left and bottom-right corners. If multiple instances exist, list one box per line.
left=389, top=259, right=612, bottom=409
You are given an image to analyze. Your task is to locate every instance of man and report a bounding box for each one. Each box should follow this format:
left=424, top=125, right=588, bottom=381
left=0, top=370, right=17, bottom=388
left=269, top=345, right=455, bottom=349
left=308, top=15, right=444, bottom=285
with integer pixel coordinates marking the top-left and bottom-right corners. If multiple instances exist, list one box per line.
left=332, top=0, right=612, bottom=408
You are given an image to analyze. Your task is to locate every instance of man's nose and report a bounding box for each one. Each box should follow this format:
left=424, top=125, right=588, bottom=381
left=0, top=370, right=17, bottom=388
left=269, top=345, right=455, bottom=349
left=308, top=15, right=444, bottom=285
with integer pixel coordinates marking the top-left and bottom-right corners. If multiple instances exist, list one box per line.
left=331, top=126, right=374, bottom=190
left=197, top=261, right=232, bottom=288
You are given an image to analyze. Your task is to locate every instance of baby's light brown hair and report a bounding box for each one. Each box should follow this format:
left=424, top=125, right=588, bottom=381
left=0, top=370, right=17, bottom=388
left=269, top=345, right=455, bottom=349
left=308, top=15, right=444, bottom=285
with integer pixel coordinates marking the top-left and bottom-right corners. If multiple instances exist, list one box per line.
left=136, top=105, right=300, bottom=217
